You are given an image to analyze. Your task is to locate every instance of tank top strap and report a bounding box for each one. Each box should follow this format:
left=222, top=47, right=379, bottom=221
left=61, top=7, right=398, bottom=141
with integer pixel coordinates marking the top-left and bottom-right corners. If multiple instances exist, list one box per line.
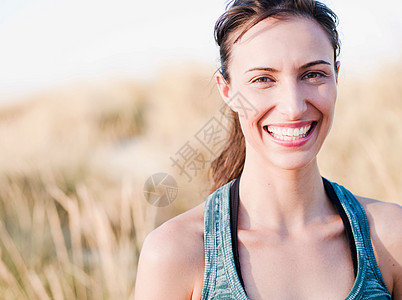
left=328, top=179, right=391, bottom=299
left=201, top=180, right=248, bottom=300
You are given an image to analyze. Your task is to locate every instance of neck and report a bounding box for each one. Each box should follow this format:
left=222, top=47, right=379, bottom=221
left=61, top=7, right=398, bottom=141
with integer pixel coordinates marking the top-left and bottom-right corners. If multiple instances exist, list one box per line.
left=238, top=151, right=332, bottom=233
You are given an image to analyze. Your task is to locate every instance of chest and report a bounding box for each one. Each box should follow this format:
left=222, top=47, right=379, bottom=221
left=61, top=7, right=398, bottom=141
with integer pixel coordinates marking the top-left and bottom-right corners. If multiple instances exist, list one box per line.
left=237, top=227, right=355, bottom=300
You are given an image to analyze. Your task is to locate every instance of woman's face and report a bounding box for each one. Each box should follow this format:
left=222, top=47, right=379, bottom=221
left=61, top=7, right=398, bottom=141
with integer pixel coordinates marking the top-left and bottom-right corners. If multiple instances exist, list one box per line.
left=217, top=16, right=339, bottom=171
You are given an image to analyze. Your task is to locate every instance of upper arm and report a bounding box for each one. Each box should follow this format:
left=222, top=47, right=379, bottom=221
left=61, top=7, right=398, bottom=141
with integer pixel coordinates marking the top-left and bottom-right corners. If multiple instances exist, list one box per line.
left=134, top=220, right=202, bottom=300
left=362, top=199, right=402, bottom=298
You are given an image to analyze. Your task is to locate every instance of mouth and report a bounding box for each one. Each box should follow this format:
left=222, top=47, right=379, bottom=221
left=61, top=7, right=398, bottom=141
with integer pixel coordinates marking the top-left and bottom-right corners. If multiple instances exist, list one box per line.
left=263, top=121, right=317, bottom=142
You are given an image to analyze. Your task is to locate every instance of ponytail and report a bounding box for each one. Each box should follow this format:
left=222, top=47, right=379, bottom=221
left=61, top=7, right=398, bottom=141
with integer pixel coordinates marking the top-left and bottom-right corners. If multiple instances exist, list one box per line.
left=209, top=107, right=245, bottom=192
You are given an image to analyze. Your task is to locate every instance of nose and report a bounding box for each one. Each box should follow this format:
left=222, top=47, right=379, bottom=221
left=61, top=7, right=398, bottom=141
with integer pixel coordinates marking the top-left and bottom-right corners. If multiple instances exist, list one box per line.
left=276, top=79, right=307, bottom=120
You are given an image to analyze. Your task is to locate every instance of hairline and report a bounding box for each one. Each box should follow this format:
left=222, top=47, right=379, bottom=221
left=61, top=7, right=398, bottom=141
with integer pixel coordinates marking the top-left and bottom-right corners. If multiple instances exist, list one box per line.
left=232, top=13, right=307, bottom=44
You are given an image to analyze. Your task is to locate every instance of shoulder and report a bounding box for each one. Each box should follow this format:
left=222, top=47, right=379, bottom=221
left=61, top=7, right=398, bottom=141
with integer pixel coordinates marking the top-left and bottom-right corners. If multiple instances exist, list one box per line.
left=142, top=201, right=206, bottom=260
left=134, top=202, right=205, bottom=299
left=357, top=196, right=402, bottom=246
left=356, top=196, right=402, bottom=296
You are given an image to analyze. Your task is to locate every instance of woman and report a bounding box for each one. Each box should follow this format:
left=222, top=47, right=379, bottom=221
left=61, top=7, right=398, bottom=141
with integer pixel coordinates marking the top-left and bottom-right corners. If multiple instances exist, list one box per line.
left=134, top=0, right=402, bottom=299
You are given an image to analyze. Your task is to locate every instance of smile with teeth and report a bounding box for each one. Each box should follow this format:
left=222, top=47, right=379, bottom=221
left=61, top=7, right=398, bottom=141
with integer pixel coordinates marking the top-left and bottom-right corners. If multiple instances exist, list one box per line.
left=265, top=122, right=315, bottom=141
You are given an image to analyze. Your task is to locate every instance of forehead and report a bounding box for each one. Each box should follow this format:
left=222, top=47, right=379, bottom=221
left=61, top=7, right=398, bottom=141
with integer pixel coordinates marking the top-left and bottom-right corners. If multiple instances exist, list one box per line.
left=230, top=16, right=334, bottom=70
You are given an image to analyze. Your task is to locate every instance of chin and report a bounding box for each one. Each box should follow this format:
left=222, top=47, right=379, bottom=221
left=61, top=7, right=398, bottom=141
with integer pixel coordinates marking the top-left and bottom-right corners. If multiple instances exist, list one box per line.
left=245, top=140, right=322, bottom=172
left=265, top=151, right=318, bottom=171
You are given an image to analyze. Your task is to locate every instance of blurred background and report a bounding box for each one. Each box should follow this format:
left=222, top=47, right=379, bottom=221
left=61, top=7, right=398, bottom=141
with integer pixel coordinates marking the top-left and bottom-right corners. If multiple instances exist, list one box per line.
left=0, top=0, right=401, bottom=298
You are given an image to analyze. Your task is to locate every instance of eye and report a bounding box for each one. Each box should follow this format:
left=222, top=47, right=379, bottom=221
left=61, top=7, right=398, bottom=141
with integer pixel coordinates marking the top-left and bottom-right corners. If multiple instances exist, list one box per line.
left=249, top=76, right=275, bottom=89
left=302, top=71, right=327, bottom=80
left=251, top=76, right=273, bottom=84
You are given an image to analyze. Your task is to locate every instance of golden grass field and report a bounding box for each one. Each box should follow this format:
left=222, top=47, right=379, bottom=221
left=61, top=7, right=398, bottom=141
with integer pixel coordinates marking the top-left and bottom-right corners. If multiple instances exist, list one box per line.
left=0, top=61, right=401, bottom=299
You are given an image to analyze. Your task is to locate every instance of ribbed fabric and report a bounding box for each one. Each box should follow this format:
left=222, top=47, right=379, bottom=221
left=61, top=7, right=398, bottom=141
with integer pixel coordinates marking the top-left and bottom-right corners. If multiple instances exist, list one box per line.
left=201, top=179, right=391, bottom=299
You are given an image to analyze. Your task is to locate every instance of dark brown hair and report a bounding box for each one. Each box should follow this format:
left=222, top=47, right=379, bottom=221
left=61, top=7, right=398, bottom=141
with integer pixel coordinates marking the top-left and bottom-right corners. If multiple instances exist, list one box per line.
left=209, top=0, right=340, bottom=192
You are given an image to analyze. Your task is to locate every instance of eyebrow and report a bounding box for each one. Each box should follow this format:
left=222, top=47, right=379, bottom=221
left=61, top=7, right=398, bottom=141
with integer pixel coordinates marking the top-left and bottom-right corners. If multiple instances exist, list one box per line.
left=244, top=60, right=332, bottom=74
left=300, top=60, right=331, bottom=69
left=244, top=67, right=279, bottom=74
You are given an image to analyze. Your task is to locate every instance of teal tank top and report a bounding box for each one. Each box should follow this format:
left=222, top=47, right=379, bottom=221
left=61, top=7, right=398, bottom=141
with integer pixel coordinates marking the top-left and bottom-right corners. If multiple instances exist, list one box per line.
left=201, top=179, right=391, bottom=299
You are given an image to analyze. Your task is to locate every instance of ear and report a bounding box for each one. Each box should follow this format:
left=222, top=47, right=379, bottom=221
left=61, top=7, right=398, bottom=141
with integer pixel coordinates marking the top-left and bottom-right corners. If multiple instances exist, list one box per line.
left=335, top=61, right=341, bottom=83
left=215, top=72, right=232, bottom=106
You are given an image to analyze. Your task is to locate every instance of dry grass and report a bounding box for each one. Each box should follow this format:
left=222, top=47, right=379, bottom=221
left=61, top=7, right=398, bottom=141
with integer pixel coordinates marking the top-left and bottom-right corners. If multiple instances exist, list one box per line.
left=0, top=60, right=401, bottom=299
left=0, top=172, right=158, bottom=299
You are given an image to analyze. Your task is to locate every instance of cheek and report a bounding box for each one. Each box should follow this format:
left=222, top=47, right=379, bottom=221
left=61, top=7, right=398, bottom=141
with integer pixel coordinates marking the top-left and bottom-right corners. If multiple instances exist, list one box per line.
left=314, top=85, right=337, bottom=115
left=230, top=87, right=272, bottom=127
left=236, top=100, right=271, bottom=148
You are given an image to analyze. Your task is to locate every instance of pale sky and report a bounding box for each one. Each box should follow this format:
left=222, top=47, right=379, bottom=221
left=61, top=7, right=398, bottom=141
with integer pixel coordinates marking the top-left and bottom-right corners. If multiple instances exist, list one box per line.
left=1, top=0, right=401, bottom=102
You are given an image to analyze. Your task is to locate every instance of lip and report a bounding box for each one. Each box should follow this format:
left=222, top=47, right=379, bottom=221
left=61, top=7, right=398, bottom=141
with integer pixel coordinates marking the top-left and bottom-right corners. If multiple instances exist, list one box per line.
left=263, top=121, right=318, bottom=147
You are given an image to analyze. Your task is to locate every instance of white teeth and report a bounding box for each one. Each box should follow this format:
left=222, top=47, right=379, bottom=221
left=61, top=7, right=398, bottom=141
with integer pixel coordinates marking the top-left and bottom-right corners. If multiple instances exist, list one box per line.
left=266, top=124, right=313, bottom=140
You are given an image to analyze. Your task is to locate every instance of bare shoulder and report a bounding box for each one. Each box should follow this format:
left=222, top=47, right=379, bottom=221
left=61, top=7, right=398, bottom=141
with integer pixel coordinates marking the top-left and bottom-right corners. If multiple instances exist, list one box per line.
left=356, top=195, right=402, bottom=296
left=356, top=196, right=402, bottom=242
left=134, top=202, right=205, bottom=299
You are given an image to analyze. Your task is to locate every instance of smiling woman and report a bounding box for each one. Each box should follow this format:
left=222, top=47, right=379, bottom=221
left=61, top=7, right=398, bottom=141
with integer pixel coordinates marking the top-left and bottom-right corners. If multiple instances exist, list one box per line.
left=134, top=1, right=402, bottom=299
